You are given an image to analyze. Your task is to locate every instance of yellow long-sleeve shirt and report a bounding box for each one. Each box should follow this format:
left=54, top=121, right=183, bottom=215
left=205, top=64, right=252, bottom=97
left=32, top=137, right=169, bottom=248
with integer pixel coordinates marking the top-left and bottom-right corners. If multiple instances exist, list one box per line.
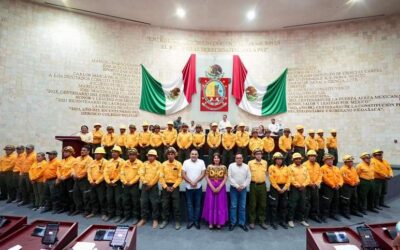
left=235, top=131, right=250, bottom=147
left=139, top=160, right=162, bottom=186
left=44, top=158, right=61, bottom=181
left=150, top=132, right=164, bottom=148
left=102, top=133, right=117, bottom=147
left=326, top=136, right=337, bottom=149
left=321, top=164, right=343, bottom=188
left=207, top=131, right=221, bottom=149
left=292, top=133, right=305, bottom=147
left=303, top=160, right=322, bottom=186
left=356, top=161, right=374, bottom=180
left=177, top=132, right=193, bottom=149
left=92, top=129, right=104, bottom=144
left=371, top=158, right=393, bottom=180
left=305, top=136, right=319, bottom=151
left=57, top=156, right=77, bottom=180
left=139, top=131, right=152, bottom=147
left=192, top=132, right=206, bottom=148
left=263, top=137, right=275, bottom=153
left=0, top=152, right=17, bottom=172
left=222, top=132, right=236, bottom=150
left=268, top=165, right=290, bottom=191
left=29, top=160, right=47, bottom=182
left=125, top=132, right=139, bottom=149
left=116, top=133, right=127, bottom=147
left=289, top=164, right=310, bottom=188
left=14, top=152, right=26, bottom=173
left=316, top=136, right=325, bottom=149
left=340, top=165, right=360, bottom=186
left=279, top=136, right=292, bottom=153
left=160, top=160, right=182, bottom=189
left=120, top=159, right=143, bottom=186
left=104, top=157, right=125, bottom=184
left=87, top=159, right=108, bottom=184
left=162, top=129, right=177, bottom=146
left=249, top=137, right=263, bottom=153
left=74, top=155, right=93, bottom=179
left=20, top=151, right=36, bottom=174
left=248, top=159, right=267, bottom=183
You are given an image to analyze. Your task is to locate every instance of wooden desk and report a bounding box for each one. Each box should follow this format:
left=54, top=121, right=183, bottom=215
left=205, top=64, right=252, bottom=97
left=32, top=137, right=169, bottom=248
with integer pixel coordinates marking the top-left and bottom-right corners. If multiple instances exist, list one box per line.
left=0, top=219, right=78, bottom=250
left=0, top=215, right=27, bottom=240
left=66, top=224, right=137, bottom=250
left=306, top=226, right=362, bottom=250
left=367, top=221, right=397, bottom=250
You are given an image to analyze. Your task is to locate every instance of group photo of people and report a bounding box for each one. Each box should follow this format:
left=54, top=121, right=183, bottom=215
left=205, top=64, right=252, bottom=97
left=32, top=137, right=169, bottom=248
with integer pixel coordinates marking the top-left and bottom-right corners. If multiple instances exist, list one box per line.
left=0, top=115, right=394, bottom=232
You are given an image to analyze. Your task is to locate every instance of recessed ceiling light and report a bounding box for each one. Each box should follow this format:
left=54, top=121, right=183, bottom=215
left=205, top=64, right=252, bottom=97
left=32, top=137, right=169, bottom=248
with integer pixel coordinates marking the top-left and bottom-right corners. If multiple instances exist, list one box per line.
left=346, top=0, right=362, bottom=4
left=176, top=8, right=186, bottom=18
left=246, top=10, right=255, bottom=21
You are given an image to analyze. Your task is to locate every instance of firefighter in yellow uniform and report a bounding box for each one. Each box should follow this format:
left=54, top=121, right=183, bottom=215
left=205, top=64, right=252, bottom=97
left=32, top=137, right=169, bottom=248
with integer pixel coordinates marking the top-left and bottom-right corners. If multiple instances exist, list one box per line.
left=292, top=125, right=306, bottom=159
left=207, top=123, right=221, bottom=158
left=320, top=154, right=343, bottom=222
left=177, top=123, right=193, bottom=163
left=279, top=128, right=292, bottom=166
left=0, top=145, right=17, bottom=202
left=138, top=149, right=162, bottom=229
left=72, top=146, right=93, bottom=216
left=268, top=152, right=290, bottom=230
left=18, top=144, right=36, bottom=206
left=222, top=123, right=236, bottom=166
left=102, top=126, right=117, bottom=159
left=162, top=121, right=178, bottom=149
left=41, top=150, right=62, bottom=213
left=339, top=155, right=362, bottom=219
left=371, top=149, right=393, bottom=209
left=248, top=149, right=268, bottom=230
left=192, top=125, right=205, bottom=160
left=262, top=129, right=275, bottom=165
left=316, top=129, right=325, bottom=165
left=56, top=146, right=78, bottom=214
left=116, top=125, right=128, bottom=159
left=29, top=152, right=47, bottom=210
left=86, top=147, right=108, bottom=219
left=13, top=145, right=26, bottom=203
left=125, top=124, right=139, bottom=151
left=305, top=130, right=319, bottom=152
left=159, top=147, right=183, bottom=230
left=92, top=123, right=104, bottom=152
left=326, top=129, right=338, bottom=165
left=139, top=122, right=152, bottom=161
left=288, top=153, right=310, bottom=228
left=121, top=148, right=143, bottom=224
left=150, top=125, right=164, bottom=162
left=103, top=146, right=126, bottom=223
left=235, top=123, right=250, bottom=162
left=356, top=152, right=377, bottom=214
left=303, top=150, right=322, bottom=223
left=249, top=129, right=263, bottom=157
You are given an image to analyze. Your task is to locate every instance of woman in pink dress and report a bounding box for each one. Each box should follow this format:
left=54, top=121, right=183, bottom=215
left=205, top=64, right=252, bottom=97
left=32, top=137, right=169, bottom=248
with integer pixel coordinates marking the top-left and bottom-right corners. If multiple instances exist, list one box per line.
left=201, top=153, right=228, bottom=229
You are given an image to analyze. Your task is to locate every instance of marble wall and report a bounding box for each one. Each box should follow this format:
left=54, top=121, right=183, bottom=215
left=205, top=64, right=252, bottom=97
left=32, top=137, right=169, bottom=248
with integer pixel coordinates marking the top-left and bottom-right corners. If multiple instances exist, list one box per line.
left=0, top=0, right=399, bottom=163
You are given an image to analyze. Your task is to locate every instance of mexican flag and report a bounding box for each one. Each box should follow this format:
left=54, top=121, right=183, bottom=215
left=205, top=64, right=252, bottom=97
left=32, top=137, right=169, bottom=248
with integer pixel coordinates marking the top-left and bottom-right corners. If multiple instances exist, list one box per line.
left=232, top=55, right=287, bottom=117
left=140, top=54, right=196, bottom=115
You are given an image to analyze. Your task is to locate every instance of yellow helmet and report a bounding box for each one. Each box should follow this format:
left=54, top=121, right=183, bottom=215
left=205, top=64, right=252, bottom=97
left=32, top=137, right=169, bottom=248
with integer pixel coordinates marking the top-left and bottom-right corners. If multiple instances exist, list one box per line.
left=317, top=129, right=324, bottom=133
left=292, top=152, right=303, bottom=160
left=342, top=154, right=354, bottom=162
left=272, top=152, right=284, bottom=160
left=296, top=125, right=304, bottom=130
left=306, top=150, right=317, bottom=156
left=372, top=149, right=383, bottom=155
left=360, top=152, right=370, bottom=159
left=147, top=149, right=158, bottom=157
left=111, top=146, right=122, bottom=153
left=323, top=153, right=334, bottom=161
left=94, top=147, right=106, bottom=154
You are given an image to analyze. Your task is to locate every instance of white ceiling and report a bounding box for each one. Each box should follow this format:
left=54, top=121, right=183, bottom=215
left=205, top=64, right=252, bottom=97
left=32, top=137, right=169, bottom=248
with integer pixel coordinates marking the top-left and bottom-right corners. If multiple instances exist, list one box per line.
left=34, top=0, right=400, bottom=31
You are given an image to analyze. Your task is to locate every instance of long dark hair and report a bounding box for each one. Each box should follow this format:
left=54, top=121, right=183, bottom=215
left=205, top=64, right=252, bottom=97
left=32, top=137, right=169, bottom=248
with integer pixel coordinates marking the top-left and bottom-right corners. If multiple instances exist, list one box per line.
left=212, top=153, right=222, bottom=165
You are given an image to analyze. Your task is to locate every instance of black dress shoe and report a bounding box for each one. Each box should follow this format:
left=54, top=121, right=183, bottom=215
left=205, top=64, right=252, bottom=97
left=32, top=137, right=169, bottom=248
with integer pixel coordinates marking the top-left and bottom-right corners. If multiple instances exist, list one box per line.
left=351, top=212, right=363, bottom=217
left=194, top=222, right=200, bottom=229
left=229, top=224, right=236, bottom=231
left=239, top=224, right=249, bottom=232
left=368, top=208, right=379, bottom=213
left=186, top=222, right=194, bottom=229
left=279, top=222, right=288, bottom=229
left=271, top=223, right=278, bottom=230
left=380, top=204, right=390, bottom=208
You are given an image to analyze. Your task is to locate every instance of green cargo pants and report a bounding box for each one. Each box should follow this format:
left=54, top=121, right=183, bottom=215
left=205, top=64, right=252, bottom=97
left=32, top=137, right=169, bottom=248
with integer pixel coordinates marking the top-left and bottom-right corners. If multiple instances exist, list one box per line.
left=161, top=185, right=180, bottom=222
left=357, top=178, right=375, bottom=212
left=122, top=183, right=140, bottom=219
left=288, top=187, right=306, bottom=221
left=248, top=182, right=267, bottom=224
left=141, top=185, right=160, bottom=220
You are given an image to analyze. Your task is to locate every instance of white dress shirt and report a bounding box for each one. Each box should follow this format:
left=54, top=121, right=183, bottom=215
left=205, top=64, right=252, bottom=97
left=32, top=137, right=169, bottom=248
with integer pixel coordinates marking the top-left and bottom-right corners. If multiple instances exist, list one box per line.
left=182, top=158, right=206, bottom=189
left=219, top=120, right=230, bottom=133
left=228, top=162, right=251, bottom=188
